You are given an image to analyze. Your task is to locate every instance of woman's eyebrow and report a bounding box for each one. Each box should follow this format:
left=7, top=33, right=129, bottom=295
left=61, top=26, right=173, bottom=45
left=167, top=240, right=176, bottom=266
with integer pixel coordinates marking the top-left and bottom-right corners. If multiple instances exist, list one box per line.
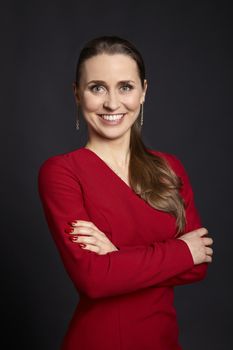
left=86, top=80, right=136, bottom=85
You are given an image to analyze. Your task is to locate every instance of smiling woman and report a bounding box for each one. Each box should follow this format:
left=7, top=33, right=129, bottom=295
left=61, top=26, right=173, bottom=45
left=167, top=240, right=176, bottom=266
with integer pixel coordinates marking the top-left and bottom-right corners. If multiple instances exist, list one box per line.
left=38, top=35, right=213, bottom=350
left=73, top=53, right=147, bottom=137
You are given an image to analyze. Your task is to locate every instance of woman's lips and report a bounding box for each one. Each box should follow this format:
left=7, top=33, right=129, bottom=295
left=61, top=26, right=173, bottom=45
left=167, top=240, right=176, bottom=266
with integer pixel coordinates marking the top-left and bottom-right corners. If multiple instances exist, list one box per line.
left=97, top=113, right=126, bottom=125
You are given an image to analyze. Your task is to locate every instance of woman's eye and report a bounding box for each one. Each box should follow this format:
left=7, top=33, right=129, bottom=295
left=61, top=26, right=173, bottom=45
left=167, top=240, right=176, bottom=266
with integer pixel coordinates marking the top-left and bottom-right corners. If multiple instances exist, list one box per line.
left=89, top=85, right=105, bottom=93
left=120, top=84, right=134, bottom=92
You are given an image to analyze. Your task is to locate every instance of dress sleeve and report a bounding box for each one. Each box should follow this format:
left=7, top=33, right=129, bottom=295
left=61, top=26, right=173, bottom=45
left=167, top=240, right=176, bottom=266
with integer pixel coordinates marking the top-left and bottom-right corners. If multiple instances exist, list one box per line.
left=149, top=154, right=208, bottom=287
left=38, top=156, right=195, bottom=299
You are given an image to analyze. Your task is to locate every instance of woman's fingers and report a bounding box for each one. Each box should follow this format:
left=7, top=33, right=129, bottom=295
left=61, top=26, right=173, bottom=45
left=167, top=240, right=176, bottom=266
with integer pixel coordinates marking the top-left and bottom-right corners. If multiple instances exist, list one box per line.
left=71, top=234, right=99, bottom=245
left=80, top=243, right=102, bottom=254
left=202, top=236, right=214, bottom=246
left=205, top=255, right=212, bottom=263
left=195, top=228, right=214, bottom=248
left=69, top=220, right=93, bottom=227
left=205, top=246, right=213, bottom=256
left=69, top=226, right=94, bottom=235
left=66, top=221, right=106, bottom=242
left=69, top=220, right=104, bottom=235
left=200, top=229, right=214, bottom=262
left=178, top=227, right=214, bottom=265
left=196, top=227, right=208, bottom=237
left=71, top=235, right=111, bottom=255
left=65, top=220, right=116, bottom=254
left=73, top=229, right=106, bottom=244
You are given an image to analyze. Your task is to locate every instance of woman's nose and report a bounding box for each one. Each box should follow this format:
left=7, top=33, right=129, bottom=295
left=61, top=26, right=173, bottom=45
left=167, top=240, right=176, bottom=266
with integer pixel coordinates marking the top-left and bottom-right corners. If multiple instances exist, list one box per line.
left=103, top=91, right=120, bottom=110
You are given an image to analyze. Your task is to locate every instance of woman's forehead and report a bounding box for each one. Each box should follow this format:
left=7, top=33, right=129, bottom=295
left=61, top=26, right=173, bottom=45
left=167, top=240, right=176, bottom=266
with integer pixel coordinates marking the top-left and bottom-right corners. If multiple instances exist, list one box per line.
left=81, top=53, right=139, bottom=81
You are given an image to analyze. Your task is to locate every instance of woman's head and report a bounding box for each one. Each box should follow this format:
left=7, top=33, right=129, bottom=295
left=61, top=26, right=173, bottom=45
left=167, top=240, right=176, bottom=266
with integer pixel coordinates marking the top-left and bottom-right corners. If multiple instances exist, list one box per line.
left=73, top=36, right=147, bottom=140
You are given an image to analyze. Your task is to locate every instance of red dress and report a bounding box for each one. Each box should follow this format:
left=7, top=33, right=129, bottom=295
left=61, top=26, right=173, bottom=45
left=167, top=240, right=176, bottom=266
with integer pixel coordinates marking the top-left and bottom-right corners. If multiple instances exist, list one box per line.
left=38, top=147, right=208, bottom=350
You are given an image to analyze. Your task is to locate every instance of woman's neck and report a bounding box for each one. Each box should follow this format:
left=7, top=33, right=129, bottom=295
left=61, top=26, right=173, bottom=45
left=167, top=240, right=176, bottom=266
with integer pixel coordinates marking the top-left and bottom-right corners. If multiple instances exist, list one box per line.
left=84, top=141, right=131, bottom=169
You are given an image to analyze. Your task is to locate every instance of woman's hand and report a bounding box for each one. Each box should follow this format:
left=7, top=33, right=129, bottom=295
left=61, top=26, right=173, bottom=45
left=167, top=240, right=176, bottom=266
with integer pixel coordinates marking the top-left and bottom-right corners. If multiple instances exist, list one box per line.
left=65, top=220, right=119, bottom=255
left=178, top=227, right=214, bottom=265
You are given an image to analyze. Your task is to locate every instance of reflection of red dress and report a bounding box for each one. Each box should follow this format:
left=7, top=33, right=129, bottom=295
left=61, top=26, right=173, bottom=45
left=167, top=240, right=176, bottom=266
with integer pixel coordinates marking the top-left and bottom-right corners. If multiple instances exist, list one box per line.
left=38, top=147, right=207, bottom=350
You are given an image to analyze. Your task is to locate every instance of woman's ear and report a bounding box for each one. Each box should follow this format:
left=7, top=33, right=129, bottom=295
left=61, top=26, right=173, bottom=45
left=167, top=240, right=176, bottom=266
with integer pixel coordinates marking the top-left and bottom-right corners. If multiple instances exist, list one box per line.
left=141, top=79, right=148, bottom=103
left=72, top=82, right=80, bottom=104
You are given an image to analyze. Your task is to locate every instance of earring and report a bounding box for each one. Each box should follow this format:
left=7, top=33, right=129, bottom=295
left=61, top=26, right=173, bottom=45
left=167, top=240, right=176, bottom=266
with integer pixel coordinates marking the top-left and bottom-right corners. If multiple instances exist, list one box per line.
left=75, top=105, right=80, bottom=131
left=140, top=103, right=144, bottom=126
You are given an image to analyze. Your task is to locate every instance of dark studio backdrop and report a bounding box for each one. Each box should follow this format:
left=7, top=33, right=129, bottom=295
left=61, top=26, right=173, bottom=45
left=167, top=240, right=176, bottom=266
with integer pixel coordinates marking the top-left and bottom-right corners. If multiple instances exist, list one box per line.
left=1, top=0, right=232, bottom=349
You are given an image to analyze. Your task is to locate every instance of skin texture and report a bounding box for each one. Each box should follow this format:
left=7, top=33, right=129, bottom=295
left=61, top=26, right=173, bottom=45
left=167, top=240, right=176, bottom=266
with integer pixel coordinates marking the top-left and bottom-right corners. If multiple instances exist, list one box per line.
left=68, top=53, right=213, bottom=265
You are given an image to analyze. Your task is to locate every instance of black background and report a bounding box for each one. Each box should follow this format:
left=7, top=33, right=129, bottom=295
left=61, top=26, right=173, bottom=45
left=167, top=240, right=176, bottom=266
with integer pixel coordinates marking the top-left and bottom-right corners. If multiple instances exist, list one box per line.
left=1, top=0, right=232, bottom=349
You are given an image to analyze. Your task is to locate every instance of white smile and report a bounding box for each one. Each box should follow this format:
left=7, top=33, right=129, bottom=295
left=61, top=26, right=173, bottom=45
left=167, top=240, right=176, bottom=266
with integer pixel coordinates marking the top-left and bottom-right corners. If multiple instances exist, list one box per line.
left=98, top=113, right=125, bottom=121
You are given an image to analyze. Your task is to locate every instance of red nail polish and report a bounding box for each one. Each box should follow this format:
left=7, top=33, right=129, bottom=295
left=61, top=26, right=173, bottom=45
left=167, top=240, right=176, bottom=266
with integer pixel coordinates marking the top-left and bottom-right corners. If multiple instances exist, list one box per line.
left=79, top=243, right=86, bottom=248
left=65, top=228, right=74, bottom=233
left=68, top=221, right=77, bottom=226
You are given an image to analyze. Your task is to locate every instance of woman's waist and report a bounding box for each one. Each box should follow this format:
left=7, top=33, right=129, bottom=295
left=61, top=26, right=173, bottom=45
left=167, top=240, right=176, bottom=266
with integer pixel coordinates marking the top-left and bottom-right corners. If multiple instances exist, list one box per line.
left=77, top=285, right=176, bottom=316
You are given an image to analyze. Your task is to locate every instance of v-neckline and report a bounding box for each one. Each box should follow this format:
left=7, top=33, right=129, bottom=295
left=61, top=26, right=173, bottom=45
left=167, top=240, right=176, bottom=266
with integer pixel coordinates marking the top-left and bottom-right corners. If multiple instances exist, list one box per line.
left=81, top=147, right=134, bottom=194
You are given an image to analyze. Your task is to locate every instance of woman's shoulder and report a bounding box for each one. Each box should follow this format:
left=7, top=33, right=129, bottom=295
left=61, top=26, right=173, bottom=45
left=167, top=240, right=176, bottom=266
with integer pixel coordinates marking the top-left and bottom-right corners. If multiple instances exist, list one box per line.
left=38, top=147, right=85, bottom=176
left=146, top=148, right=187, bottom=177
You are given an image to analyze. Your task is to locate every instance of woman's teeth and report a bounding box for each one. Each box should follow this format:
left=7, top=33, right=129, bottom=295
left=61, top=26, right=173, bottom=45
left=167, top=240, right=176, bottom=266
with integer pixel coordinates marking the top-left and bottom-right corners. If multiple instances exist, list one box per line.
left=99, top=113, right=124, bottom=121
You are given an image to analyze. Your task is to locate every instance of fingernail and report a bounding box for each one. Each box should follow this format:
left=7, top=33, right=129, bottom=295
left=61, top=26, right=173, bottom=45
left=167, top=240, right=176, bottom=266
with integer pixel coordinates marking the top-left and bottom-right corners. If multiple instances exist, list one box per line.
left=79, top=243, right=86, bottom=248
left=68, top=221, right=78, bottom=226
left=65, top=228, right=74, bottom=233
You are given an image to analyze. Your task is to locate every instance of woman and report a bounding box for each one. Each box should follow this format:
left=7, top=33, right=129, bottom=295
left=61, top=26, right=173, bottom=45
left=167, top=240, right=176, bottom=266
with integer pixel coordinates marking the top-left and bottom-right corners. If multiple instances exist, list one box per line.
left=38, top=36, right=213, bottom=350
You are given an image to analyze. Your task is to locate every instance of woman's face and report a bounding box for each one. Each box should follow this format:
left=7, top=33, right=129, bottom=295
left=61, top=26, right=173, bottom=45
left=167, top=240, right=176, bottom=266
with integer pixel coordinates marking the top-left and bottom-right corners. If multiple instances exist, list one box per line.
left=73, top=53, right=147, bottom=141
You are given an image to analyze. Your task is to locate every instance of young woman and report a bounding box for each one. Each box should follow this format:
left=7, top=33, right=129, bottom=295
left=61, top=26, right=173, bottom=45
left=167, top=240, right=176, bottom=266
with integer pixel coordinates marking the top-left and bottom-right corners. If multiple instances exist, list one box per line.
left=38, top=35, right=213, bottom=350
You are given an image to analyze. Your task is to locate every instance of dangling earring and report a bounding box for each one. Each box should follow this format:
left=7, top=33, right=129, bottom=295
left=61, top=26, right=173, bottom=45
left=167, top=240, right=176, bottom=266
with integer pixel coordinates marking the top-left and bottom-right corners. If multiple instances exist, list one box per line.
left=75, top=104, right=80, bottom=131
left=140, top=102, right=144, bottom=126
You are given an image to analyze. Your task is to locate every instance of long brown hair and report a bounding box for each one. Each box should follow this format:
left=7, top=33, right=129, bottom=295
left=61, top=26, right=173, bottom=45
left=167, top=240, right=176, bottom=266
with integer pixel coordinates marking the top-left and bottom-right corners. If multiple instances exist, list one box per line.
left=74, top=36, right=186, bottom=235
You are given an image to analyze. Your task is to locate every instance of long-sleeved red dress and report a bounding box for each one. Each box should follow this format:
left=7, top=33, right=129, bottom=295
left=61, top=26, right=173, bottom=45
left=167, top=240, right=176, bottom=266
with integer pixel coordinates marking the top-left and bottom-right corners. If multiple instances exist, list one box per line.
left=38, top=147, right=208, bottom=350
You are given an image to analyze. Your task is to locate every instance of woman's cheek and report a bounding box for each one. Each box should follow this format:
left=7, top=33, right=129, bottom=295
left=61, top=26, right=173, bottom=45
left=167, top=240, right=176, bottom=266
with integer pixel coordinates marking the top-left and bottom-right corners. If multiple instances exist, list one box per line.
left=83, top=95, right=103, bottom=112
left=123, top=94, right=142, bottom=110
